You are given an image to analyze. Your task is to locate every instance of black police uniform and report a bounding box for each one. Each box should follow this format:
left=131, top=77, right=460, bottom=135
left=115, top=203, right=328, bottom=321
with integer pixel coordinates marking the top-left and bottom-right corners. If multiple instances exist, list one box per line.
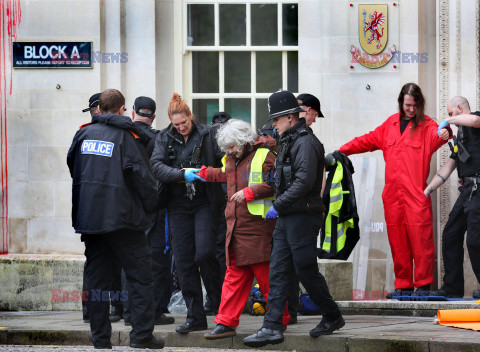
left=117, top=121, right=173, bottom=324
left=67, top=114, right=158, bottom=348
left=210, top=124, right=228, bottom=287
left=151, top=122, right=224, bottom=327
left=441, top=111, right=480, bottom=296
left=263, top=118, right=340, bottom=331
left=258, top=124, right=300, bottom=321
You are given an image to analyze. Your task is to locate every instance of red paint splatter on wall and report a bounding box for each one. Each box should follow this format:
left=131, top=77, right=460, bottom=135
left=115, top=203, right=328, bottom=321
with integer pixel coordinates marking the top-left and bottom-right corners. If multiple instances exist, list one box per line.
left=0, top=0, right=21, bottom=254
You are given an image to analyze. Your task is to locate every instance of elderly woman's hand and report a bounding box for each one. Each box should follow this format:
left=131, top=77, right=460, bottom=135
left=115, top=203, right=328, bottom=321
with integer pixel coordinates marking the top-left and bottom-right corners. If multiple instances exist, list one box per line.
left=230, top=190, right=246, bottom=203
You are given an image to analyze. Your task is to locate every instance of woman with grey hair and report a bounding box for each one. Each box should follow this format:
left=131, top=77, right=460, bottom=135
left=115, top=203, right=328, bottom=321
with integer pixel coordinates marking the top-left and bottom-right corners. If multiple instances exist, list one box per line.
left=198, top=119, right=290, bottom=339
left=216, top=119, right=257, bottom=158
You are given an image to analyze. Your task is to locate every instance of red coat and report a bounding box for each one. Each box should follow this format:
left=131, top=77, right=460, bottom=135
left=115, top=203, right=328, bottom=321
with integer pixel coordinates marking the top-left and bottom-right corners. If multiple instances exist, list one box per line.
left=205, top=136, right=276, bottom=266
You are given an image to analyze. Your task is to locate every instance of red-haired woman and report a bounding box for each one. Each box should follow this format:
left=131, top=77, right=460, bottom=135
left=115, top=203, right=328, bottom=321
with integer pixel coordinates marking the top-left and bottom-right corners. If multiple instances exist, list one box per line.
left=338, top=83, right=452, bottom=297
left=151, top=93, right=225, bottom=333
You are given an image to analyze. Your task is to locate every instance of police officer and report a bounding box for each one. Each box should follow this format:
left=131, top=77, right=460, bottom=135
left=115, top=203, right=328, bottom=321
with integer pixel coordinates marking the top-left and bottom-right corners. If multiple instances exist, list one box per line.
left=425, top=96, right=480, bottom=298
left=297, top=93, right=325, bottom=127
left=82, top=93, right=101, bottom=117
left=120, top=96, right=174, bottom=325
left=80, top=92, right=124, bottom=325
left=67, top=89, right=164, bottom=349
left=211, top=111, right=232, bottom=126
left=80, top=93, right=100, bottom=324
left=243, top=90, right=344, bottom=348
left=207, top=111, right=231, bottom=315
left=281, top=92, right=326, bottom=325
left=151, top=93, right=224, bottom=334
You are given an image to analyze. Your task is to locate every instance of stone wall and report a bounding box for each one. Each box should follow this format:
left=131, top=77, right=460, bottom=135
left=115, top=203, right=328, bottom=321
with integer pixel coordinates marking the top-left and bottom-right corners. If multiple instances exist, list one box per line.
left=0, top=254, right=84, bottom=311
left=7, top=0, right=175, bottom=254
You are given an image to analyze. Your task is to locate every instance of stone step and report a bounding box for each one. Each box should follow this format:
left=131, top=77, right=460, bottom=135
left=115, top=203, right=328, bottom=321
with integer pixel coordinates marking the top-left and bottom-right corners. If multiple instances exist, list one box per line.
left=0, top=254, right=354, bottom=311
left=1, top=311, right=479, bottom=352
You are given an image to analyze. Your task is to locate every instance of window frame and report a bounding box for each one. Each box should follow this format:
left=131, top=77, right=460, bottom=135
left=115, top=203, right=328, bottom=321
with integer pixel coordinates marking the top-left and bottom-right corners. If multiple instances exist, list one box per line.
left=184, top=0, right=298, bottom=128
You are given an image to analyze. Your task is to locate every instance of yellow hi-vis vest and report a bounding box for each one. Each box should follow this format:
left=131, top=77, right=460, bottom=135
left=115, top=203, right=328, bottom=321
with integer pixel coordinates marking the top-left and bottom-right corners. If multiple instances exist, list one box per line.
left=322, top=161, right=354, bottom=254
left=247, top=148, right=275, bottom=218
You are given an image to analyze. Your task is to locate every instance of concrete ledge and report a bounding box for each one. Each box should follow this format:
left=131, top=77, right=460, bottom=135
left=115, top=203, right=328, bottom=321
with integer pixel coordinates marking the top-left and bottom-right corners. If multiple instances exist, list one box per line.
left=338, top=300, right=479, bottom=317
left=2, top=312, right=480, bottom=352
left=318, top=259, right=353, bottom=301
left=0, top=254, right=354, bottom=311
left=0, top=254, right=85, bottom=311
left=1, top=328, right=479, bottom=352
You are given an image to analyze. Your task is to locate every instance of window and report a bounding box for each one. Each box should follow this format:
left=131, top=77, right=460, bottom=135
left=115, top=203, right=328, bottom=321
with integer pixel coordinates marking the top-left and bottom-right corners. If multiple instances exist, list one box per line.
left=185, top=1, right=298, bottom=129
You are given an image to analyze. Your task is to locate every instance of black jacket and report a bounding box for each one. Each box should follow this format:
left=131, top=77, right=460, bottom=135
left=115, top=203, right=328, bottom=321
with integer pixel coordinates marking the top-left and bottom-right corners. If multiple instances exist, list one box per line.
left=150, top=122, right=225, bottom=210
left=320, top=151, right=359, bottom=260
left=67, top=114, right=158, bottom=234
left=133, top=120, right=159, bottom=158
left=273, top=118, right=325, bottom=215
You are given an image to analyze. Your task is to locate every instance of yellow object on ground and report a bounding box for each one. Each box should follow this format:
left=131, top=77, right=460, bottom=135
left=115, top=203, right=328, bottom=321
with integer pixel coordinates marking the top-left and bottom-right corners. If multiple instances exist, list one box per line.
left=438, top=309, right=480, bottom=331
left=252, top=302, right=266, bottom=315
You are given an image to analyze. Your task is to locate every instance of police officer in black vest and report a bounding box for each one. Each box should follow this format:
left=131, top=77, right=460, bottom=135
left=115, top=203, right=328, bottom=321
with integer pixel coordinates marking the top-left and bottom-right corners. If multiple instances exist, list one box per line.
left=243, top=90, right=344, bottom=348
left=67, top=89, right=164, bottom=349
left=151, top=93, right=224, bottom=334
left=425, top=96, right=480, bottom=299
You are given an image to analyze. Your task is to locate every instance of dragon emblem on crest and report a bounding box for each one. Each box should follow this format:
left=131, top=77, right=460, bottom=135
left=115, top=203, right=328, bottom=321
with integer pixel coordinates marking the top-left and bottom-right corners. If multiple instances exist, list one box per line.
left=364, top=11, right=385, bottom=50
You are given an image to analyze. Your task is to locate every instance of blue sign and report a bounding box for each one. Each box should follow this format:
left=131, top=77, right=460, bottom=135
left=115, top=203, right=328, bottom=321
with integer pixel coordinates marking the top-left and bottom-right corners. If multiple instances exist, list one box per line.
left=81, top=140, right=114, bottom=157
left=13, top=42, right=92, bottom=68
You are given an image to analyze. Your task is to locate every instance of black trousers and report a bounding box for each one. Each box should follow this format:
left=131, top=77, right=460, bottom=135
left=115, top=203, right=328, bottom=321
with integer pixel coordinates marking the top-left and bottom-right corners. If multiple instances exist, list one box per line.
left=110, top=265, right=123, bottom=313
left=82, top=230, right=154, bottom=348
left=82, top=258, right=123, bottom=321
left=148, top=210, right=172, bottom=319
left=442, top=184, right=480, bottom=296
left=263, top=213, right=339, bottom=330
left=122, top=210, right=172, bottom=323
left=82, top=262, right=89, bottom=320
left=214, top=204, right=227, bottom=283
left=168, top=198, right=222, bottom=325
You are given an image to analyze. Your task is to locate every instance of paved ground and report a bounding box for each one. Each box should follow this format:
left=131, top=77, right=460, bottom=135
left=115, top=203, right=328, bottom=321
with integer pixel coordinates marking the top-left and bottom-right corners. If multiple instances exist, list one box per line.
left=1, top=310, right=480, bottom=351
left=0, top=346, right=278, bottom=352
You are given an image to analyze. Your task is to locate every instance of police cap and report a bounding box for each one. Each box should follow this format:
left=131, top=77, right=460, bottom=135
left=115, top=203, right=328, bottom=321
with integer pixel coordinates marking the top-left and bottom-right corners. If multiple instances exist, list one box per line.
left=133, top=96, right=156, bottom=118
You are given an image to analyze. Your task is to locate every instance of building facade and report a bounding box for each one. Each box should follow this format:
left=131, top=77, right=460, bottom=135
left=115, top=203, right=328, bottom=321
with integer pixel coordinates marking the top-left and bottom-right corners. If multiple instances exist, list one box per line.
left=2, top=0, right=479, bottom=296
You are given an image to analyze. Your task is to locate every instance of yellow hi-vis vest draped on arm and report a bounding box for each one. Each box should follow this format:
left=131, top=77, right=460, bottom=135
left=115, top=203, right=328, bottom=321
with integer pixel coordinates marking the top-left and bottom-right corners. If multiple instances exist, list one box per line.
left=322, top=161, right=354, bottom=254
left=246, top=148, right=275, bottom=218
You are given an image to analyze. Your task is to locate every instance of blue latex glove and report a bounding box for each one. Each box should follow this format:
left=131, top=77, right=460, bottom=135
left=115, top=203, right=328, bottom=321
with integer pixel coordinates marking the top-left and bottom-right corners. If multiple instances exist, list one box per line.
left=438, top=120, right=450, bottom=136
left=184, top=168, right=204, bottom=183
left=264, top=207, right=279, bottom=221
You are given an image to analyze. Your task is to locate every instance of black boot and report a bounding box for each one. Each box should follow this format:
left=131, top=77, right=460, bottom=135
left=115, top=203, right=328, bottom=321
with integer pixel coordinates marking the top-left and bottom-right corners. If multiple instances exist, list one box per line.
left=243, top=328, right=284, bottom=347
left=309, top=315, right=345, bottom=337
left=176, top=321, right=208, bottom=334
left=385, top=288, right=413, bottom=299
left=109, top=304, right=123, bottom=323
left=154, top=313, right=175, bottom=325
left=130, top=336, right=165, bottom=349
left=411, top=284, right=431, bottom=297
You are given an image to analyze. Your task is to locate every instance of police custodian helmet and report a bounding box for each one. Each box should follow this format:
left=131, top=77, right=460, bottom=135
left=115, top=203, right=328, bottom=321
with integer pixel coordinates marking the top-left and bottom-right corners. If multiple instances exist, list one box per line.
left=267, top=90, right=305, bottom=121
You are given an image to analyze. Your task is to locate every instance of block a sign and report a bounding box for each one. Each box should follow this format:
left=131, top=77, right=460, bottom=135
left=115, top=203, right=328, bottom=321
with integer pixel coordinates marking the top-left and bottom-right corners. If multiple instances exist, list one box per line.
left=13, top=42, right=92, bottom=68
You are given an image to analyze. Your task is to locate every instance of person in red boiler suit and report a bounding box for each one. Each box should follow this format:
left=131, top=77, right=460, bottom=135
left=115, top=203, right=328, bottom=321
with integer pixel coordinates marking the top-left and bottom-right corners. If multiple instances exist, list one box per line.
left=338, top=83, right=451, bottom=297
